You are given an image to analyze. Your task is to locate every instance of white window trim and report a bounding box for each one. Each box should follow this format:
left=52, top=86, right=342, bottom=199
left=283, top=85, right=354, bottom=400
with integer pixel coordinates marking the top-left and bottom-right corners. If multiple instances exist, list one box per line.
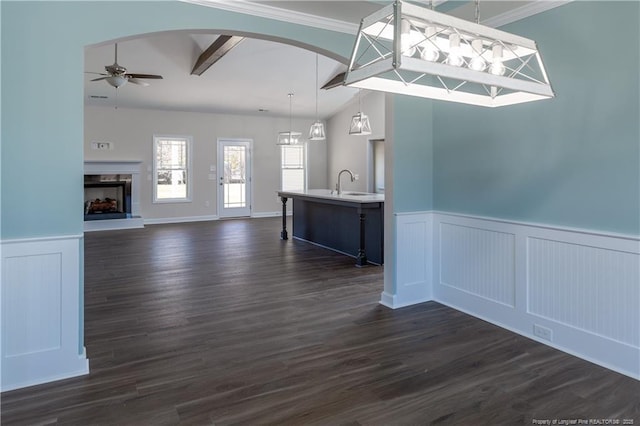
left=153, top=135, right=193, bottom=204
left=280, top=142, right=308, bottom=192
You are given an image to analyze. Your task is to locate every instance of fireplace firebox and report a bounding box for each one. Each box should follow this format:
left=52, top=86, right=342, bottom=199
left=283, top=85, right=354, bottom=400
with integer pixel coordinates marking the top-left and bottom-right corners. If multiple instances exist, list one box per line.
left=84, top=175, right=132, bottom=221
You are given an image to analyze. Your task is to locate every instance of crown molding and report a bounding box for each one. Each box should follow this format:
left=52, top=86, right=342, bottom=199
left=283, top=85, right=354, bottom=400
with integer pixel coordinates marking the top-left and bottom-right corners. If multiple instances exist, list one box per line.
left=181, top=0, right=573, bottom=35
left=180, top=0, right=358, bottom=34
left=482, top=0, right=574, bottom=28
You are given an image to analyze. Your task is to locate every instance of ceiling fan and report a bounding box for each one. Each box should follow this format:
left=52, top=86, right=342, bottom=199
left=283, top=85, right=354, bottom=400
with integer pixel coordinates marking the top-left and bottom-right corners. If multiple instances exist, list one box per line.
left=88, top=43, right=163, bottom=88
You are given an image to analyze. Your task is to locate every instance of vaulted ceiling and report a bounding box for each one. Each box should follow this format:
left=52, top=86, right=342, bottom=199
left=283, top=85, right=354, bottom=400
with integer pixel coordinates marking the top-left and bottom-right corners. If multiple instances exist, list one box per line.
left=84, top=1, right=568, bottom=119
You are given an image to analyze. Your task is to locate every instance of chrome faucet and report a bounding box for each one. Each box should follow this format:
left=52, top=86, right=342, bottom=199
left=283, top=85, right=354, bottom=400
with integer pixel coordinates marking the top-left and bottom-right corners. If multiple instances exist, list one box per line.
left=336, top=169, right=355, bottom=194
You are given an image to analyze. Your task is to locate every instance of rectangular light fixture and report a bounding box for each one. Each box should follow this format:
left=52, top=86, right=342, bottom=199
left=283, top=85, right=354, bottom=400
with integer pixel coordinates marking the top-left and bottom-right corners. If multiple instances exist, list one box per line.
left=345, top=1, right=555, bottom=107
left=277, top=131, right=302, bottom=145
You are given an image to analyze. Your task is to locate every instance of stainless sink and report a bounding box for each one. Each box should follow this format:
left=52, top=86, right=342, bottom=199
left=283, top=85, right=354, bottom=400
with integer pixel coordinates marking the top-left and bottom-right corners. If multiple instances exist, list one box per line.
left=343, top=192, right=370, bottom=196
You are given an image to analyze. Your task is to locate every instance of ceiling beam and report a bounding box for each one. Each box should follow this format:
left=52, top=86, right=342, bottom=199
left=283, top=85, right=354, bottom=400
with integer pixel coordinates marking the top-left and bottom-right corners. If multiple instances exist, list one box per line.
left=191, top=35, right=245, bottom=76
left=321, top=71, right=346, bottom=90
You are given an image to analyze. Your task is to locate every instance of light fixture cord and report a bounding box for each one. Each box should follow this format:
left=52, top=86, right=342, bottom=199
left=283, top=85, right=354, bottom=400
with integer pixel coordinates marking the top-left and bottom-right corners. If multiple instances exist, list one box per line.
left=289, top=93, right=293, bottom=136
left=475, top=0, right=480, bottom=24
left=429, top=0, right=433, bottom=10
left=315, top=54, right=319, bottom=120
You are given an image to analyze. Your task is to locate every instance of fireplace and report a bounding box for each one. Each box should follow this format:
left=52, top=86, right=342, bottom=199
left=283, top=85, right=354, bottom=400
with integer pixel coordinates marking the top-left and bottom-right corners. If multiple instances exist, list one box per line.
left=84, top=175, right=131, bottom=220
left=84, top=161, right=143, bottom=231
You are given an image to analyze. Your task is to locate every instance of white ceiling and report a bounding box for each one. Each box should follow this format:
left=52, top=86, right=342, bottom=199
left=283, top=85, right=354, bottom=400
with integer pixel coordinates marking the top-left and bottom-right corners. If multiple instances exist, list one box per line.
left=84, top=1, right=565, bottom=119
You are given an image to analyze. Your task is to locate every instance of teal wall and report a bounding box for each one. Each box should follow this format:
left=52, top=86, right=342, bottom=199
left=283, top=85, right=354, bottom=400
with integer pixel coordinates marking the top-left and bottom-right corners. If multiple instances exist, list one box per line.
left=2, top=2, right=635, bottom=238
left=391, top=95, right=434, bottom=212
left=433, top=1, right=640, bottom=235
left=0, top=1, right=355, bottom=239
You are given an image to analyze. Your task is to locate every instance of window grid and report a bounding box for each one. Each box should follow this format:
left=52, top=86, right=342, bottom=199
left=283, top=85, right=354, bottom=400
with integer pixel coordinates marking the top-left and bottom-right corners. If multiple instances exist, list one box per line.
left=281, top=145, right=306, bottom=192
left=154, top=136, right=192, bottom=203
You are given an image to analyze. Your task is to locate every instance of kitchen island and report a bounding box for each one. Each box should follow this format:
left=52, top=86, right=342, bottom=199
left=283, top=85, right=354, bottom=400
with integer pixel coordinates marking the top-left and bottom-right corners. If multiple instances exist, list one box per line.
left=277, top=189, right=384, bottom=266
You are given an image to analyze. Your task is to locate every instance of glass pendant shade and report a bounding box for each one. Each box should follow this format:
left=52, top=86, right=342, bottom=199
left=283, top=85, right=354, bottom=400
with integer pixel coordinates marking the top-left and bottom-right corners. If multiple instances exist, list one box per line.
left=277, top=131, right=302, bottom=145
left=308, top=54, right=326, bottom=141
left=309, top=121, right=326, bottom=140
left=106, top=75, right=127, bottom=88
left=277, top=93, right=301, bottom=145
left=349, top=112, right=372, bottom=135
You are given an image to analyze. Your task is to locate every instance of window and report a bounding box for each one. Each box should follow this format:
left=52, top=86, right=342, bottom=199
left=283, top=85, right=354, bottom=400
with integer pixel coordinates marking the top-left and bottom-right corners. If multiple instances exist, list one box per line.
left=281, top=144, right=306, bottom=191
left=153, top=135, right=192, bottom=203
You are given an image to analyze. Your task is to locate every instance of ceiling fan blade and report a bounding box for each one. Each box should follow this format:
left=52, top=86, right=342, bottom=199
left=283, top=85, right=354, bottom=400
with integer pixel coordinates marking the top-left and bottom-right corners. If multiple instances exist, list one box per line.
left=85, top=72, right=108, bottom=76
left=128, top=78, right=150, bottom=87
left=91, top=76, right=110, bottom=82
left=127, top=73, right=163, bottom=80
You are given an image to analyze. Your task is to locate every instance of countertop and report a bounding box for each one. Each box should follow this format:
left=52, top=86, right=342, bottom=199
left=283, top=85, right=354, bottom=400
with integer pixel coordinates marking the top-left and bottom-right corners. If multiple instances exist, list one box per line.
left=278, top=189, right=385, bottom=204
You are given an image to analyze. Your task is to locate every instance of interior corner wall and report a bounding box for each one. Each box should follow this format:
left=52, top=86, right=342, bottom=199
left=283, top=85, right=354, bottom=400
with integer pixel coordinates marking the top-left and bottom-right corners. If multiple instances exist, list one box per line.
left=326, top=91, right=385, bottom=193
left=84, top=106, right=327, bottom=221
left=432, top=1, right=640, bottom=236
left=381, top=94, right=435, bottom=309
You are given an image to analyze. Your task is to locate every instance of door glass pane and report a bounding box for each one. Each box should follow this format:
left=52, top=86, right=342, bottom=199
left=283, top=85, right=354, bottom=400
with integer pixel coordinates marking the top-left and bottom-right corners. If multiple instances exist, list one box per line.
left=223, top=145, right=246, bottom=208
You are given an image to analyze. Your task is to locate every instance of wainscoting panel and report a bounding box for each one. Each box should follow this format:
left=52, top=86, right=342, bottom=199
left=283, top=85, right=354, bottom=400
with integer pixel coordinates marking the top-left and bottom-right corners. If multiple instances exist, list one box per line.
left=381, top=212, right=433, bottom=308
left=527, top=237, right=640, bottom=347
left=431, top=213, right=640, bottom=379
left=1, top=235, right=89, bottom=391
left=4, top=253, right=63, bottom=357
left=440, top=223, right=515, bottom=307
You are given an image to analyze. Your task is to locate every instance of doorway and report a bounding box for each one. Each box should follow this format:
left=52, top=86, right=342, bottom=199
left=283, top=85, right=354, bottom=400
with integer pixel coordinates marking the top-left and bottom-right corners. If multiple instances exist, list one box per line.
left=217, top=138, right=252, bottom=218
left=368, top=138, right=385, bottom=194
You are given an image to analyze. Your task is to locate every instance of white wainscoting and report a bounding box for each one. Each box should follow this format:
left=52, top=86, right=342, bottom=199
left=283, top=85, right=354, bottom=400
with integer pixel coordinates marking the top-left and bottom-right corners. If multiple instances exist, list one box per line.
left=1, top=235, right=89, bottom=391
left=440, top=223, right=516, bottom=307
left=380, top=212, right=433, bottom=308
left=432, top=213, right=640, bottom=379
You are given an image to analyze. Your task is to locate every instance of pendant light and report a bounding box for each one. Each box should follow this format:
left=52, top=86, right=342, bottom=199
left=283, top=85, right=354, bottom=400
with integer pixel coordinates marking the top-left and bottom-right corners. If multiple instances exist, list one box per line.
left=277, top=93, right=302, bottom=145
left=349, top=89, right=372, bottom=136
left=345, top=0, right=554, bottom=107
left=308, top=54, right=326, bottom=141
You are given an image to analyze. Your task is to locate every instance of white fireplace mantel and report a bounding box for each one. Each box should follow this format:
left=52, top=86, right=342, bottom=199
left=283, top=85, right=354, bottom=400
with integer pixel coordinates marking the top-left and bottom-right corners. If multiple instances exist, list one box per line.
left=84, top=160, right=144, bottom=232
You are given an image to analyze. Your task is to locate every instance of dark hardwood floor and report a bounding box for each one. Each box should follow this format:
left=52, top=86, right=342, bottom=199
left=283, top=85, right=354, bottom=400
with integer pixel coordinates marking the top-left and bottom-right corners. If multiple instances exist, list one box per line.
left=2, top=217, right=638, bottom=425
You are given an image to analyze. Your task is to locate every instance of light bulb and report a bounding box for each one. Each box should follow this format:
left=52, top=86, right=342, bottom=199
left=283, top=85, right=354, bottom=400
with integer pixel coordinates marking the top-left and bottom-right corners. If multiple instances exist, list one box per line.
left=489, top=44, right=506, bottom=76
left=400, top=19, right=416, bottom=57
left=446, top=33, right=463, bottom=67
left=468, top=39, right=486, bottom=71
left=106, top=75, right=127, bottom=88
left=420, top=26, right=440, bottom=62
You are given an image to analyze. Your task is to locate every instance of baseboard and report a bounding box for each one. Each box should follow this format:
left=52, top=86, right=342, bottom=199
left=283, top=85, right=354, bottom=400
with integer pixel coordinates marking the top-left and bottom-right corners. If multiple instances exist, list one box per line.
left=144, top=215, right=219, bottom=225
left=1, top=351, right=89, bottom=392
left=251, top=211, right=281, bottom=218
left=144, top=212, right=288, bottom=225
left=379, top=291, right=431, bottom=309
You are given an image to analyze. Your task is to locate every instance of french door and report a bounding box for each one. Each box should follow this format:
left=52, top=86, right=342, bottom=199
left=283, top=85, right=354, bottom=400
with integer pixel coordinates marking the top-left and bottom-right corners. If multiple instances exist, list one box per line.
left=217, top=139, right=252, bottom=218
